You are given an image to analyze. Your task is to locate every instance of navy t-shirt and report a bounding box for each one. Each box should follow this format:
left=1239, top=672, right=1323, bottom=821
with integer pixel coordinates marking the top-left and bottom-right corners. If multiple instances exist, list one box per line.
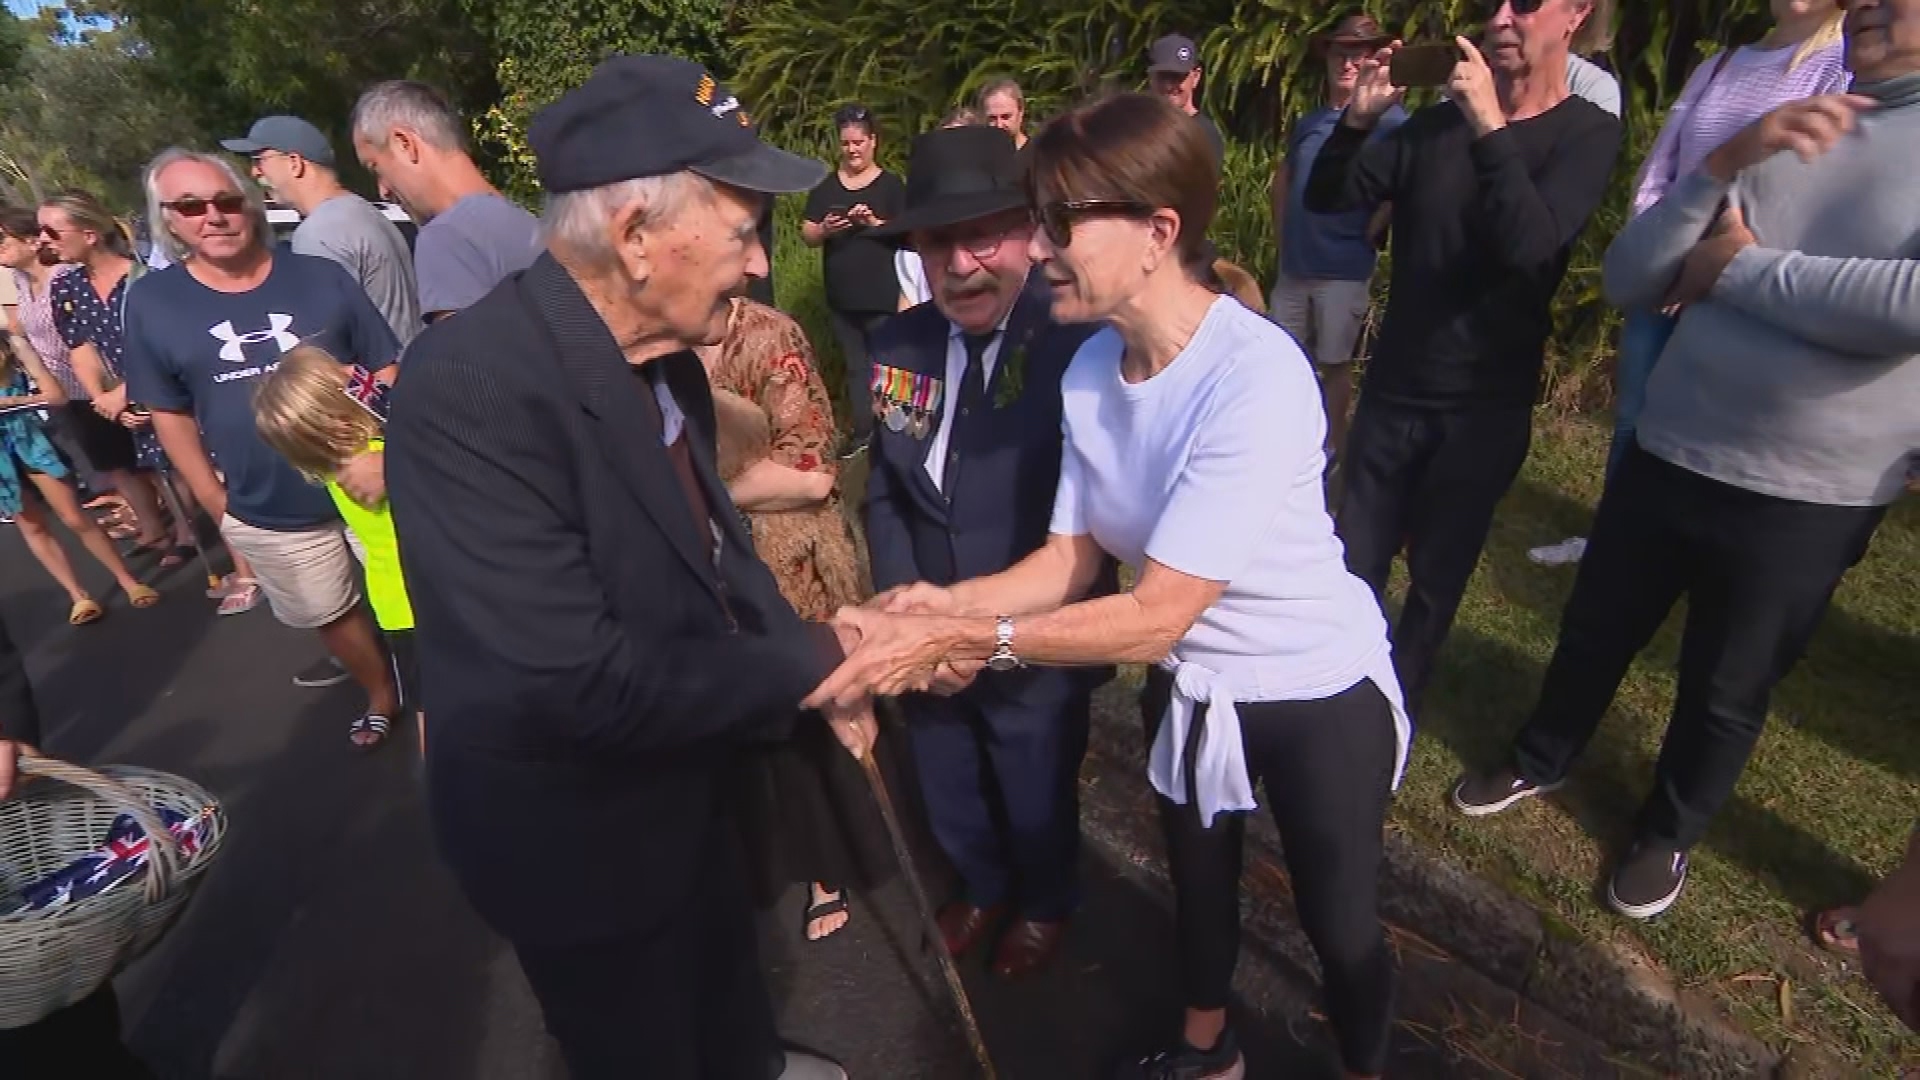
left=1281, top=104, right=1407, bottom=281
left=123, top=249, right=400, bottom=530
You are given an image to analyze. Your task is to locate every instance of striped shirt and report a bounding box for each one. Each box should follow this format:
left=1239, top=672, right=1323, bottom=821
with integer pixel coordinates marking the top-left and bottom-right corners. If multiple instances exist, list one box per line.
left=1631, top=39, right=1850, bottom=216
left=9, top=268, right=85, bottom=399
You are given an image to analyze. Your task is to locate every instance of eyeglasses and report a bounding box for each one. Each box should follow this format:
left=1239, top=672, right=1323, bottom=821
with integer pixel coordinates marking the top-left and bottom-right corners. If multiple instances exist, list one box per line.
left=163, top=194, right=247, bottom=217
left=1494, top=0, right=1547, bottom=15
left=919, top=222, right=1023, bottom=261
left=1033, top=199, right=1156, bottom=248
left=38, top=225, right=60, bottom=241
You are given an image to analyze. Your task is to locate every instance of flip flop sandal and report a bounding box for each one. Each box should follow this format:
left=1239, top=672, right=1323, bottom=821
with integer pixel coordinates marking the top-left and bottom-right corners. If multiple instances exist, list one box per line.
left=157, top=544, right=196, bottom=570
left=349, top=713, right=393, bottom=751
left=68, top=597, right=105, bottom=626
left=1809, top=906, right=1861, bottom=954
left=217, top=579, right=262, bottom=616
left=803, top=887, right=851, bottom=942
left=124, top=584, right=161, bottom=609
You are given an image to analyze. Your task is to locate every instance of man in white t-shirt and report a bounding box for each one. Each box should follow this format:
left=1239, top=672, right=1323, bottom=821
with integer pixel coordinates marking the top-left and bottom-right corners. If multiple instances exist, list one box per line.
left=863, top=124, right=1108, bottom=979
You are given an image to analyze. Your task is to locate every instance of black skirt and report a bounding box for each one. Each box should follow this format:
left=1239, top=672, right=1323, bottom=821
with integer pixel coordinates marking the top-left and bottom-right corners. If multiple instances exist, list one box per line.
left=729, top=709, right=916, bottom=906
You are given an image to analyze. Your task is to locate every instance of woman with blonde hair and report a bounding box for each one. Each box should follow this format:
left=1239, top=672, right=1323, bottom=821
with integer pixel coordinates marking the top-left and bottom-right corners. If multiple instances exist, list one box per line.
left=1531, top=0, right=1849, bottom=567
left=0, top=323, right=158, bottom=622
left=253, top=345, right=418, bottom=752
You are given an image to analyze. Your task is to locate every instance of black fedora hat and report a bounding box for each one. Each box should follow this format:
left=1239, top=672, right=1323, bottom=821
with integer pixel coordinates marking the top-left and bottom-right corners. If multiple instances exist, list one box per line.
left=872, top=125, right=1025, bottom=240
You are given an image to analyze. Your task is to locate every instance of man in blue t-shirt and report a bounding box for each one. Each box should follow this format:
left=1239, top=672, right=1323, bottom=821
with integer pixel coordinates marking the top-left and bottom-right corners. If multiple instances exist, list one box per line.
left=1270, top=11, right=1405, bottom=466
left=126, top=149, right=405, bottom=749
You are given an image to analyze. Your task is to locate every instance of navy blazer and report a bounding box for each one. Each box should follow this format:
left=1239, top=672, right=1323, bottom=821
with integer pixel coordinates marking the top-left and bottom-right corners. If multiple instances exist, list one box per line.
left=387, top=254, right=836, bottom=947
left=863, top=273, right=1111, bottom=708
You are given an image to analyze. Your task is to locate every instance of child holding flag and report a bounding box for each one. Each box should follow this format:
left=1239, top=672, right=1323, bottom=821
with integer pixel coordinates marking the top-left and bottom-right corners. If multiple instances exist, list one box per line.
left=253, top=346, right=421, bottom=754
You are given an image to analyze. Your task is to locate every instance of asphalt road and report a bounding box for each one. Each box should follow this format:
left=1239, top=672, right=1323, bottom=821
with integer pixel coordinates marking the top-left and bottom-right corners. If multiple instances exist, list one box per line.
left=1, top=523, right=1628, bottom=1080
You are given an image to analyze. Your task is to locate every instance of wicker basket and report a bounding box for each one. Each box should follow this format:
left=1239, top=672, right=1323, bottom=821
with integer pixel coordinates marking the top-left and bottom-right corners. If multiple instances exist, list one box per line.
left=0, top=754, right=227, bottom=1029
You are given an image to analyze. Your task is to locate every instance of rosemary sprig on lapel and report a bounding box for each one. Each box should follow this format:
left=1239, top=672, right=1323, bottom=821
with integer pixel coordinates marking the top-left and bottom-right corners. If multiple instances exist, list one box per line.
left=993, top=331, right=1032, bottom=409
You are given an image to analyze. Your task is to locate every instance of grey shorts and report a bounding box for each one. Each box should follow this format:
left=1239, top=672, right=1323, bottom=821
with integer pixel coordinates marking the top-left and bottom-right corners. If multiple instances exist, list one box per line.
left=220, top=515, right=361, bottom=630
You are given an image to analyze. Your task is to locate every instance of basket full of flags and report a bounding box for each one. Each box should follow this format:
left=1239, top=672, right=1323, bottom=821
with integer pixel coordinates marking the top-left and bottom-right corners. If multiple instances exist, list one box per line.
left=0, top=753, right=226, bottom=1028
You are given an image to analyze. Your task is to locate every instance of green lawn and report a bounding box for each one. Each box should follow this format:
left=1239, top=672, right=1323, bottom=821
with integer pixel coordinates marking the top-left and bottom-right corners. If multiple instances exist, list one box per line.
left=1399, top=415, right=1920, bottom=1073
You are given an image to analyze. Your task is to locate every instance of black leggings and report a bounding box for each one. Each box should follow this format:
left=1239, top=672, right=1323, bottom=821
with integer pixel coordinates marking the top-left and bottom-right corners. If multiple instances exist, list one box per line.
left=1142, top=669, right=1397, bottom=1076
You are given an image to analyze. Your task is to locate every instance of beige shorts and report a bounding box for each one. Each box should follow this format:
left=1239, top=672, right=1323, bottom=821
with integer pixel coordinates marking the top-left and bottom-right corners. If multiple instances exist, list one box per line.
left=1269, top=274, right=1372, bottom=367
left=221, top=515, right=362, bottom=630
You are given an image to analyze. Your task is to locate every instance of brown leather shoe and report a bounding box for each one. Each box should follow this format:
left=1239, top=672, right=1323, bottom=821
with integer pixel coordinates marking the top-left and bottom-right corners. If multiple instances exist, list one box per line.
left=989, top=917, right=1067, bottom=979
left=935, top=902, right=1004, bottom=958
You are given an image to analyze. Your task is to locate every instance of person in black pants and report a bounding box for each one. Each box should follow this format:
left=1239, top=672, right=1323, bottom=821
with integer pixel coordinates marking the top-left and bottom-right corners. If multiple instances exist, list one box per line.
left=1305, top=1, right=1621, bottom=713
left=802, top=104, right=906, bottom=452
left=0, top=612, right=155, bottom=1079
left=815, top=93, right=1413, bottom=1080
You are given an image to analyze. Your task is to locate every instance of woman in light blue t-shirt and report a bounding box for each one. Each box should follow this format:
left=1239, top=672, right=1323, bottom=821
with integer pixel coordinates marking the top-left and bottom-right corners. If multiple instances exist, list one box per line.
left=810, top=94, right=1406, bottom=1080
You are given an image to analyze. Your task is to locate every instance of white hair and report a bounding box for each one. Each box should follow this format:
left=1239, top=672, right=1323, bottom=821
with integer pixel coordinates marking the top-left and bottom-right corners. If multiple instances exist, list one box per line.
left=541, top=172, right=717, bottom=270
left=351, top=80, right=467, bottom=152
left=142, top=147, right=274, bottom=264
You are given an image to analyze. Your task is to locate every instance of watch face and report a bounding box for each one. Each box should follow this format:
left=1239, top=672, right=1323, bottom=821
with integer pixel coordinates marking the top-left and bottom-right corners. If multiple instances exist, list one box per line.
left=987, top=655, right=1019, bottom=672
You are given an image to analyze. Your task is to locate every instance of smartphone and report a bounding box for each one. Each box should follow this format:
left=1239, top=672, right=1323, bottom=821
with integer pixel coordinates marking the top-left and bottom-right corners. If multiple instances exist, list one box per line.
left=825, top=204, right=851, bottom=218
left=1390, top=43, right=1459, bottom=88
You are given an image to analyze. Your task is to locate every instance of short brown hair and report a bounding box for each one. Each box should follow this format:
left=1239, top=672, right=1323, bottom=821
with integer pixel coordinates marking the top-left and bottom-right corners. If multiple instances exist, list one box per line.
left=1025, top=93, right=1218, bottom=278
left=978, top=78, right=1024, bottom=110
left=0, top=205, right=38, bottom=240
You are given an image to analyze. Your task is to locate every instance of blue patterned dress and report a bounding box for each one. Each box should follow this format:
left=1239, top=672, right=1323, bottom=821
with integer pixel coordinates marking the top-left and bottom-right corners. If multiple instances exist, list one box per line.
left=0, top=368, right=70, bottom=517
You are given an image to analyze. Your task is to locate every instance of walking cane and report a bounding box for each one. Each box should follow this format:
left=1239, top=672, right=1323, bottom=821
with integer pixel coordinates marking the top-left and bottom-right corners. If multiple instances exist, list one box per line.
left=859, top=701, right=997, bottom=1079
left=150, top=468, right=222, bottom=594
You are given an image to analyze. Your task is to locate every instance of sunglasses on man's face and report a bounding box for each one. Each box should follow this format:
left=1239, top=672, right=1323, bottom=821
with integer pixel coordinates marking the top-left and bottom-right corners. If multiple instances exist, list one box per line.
left=164, top=193, right=247, bottom=218
left=1494, top=0, right=1548, bottom=15
left=1032, top=199, right=1156, bottom=249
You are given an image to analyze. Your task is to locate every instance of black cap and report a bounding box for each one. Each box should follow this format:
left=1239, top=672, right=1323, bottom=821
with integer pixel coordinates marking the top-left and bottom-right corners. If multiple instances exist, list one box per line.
left=529, top=54, right=826, bottom=196
left=1148, top=34, right=1200, bottom=75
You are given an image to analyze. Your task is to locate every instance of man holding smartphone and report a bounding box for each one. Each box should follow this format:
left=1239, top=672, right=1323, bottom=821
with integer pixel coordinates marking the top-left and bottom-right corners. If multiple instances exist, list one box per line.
left=1270, top=11, right=1403, bottom=472
left=1304, top=0, right=1621, bottom=714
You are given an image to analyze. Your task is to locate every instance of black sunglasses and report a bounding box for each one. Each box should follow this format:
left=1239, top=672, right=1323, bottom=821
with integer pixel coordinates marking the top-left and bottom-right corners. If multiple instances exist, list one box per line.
left=1033, top=199, right=1156, bottom=248
left=163, top=193, right=247, bottom=218
left=1497, top=0, right=1547, bottom=14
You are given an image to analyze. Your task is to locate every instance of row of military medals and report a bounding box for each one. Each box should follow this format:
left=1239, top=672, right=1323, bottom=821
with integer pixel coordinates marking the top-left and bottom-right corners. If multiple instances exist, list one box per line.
left=872, top=364, right=944, bottom=439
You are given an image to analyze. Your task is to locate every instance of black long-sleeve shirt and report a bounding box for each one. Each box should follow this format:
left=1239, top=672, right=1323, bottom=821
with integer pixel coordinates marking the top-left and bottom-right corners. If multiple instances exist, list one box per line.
left=1305, top=97, right=1621, bottom=408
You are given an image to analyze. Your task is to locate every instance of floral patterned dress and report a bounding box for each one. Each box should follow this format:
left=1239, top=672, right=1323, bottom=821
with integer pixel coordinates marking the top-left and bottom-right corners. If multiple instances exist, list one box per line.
left=702, top=298, right=866, bottom=617
left=704, top=298, right=895, bottom=905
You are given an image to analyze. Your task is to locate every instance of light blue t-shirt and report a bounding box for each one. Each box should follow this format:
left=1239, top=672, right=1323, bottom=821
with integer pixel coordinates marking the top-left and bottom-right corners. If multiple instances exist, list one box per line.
left=415, top=193, right=541, bottom=318
left=1280, top=104, right=1406, bottom=282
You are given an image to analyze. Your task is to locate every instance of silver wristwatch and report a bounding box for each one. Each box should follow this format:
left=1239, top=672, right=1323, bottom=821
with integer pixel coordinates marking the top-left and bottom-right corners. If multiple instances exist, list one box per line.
left=986, top=616, right=1021, bottom=672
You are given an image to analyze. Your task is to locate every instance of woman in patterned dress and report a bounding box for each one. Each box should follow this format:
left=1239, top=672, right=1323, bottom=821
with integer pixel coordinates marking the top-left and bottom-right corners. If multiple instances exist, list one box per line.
left=0, top=327, right=159, bottom=623
left=696, top=296, right=894, bottom=941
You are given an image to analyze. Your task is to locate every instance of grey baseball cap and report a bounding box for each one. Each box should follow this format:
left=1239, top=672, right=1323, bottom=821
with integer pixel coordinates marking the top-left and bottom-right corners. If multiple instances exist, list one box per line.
left=221, top=115, right=336, bottom=167
left=1148, top=34, right=1200, bottom=75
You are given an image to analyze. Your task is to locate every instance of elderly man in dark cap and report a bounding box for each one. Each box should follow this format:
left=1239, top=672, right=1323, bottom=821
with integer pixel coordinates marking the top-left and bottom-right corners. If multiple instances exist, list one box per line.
left=384, top=55, right=865, bottom=1080
left=862, top=124, right=1109, bottom=980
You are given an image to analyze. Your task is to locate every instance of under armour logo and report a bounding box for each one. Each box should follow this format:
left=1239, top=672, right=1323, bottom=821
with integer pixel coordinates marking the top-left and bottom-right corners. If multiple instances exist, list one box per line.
left=208, top=315, right=299, bottom=364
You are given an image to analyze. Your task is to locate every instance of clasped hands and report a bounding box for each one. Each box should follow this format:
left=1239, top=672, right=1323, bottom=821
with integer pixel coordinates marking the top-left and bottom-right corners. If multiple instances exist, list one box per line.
left=807, top=584, right=987, bottom=755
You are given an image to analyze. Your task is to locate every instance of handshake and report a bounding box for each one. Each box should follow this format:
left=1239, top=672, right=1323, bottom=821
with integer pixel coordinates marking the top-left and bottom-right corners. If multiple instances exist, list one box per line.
left=806, top=583, right=989, bottom=763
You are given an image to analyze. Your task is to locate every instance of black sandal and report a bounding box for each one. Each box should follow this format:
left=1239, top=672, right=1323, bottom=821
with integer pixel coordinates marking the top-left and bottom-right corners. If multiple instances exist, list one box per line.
left=803, top=886, right=850, bottom=942
left=349, top=712, right=392, bottom=751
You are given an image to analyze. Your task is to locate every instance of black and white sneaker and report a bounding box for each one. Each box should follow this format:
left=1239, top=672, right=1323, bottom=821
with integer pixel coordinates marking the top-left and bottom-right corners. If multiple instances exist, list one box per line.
left=1607, top=843, right=1688, bottom=920
left=1451, top=766, right=1564, bottom=817
left=1116, top=1027, right=1245, bottom=1080
left=293, top=656, right=351, bottom=688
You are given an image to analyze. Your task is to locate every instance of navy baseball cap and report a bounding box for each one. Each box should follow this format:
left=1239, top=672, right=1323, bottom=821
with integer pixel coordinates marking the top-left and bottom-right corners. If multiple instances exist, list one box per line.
left=221, top=116, right=336, bottom=166
left=1148, top=34, right=1201, bottom=75
left=530, top=54, right=825, bottom=196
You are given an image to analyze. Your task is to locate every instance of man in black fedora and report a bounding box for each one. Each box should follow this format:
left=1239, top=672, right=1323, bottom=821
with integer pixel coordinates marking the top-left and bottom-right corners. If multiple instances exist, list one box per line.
left=863, top=124, right=1109, bottom=979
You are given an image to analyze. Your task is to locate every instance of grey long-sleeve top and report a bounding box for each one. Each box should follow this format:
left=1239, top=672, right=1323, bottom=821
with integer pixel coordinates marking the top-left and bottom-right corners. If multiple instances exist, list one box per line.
left=1603, top=74, right=1920, bottom=507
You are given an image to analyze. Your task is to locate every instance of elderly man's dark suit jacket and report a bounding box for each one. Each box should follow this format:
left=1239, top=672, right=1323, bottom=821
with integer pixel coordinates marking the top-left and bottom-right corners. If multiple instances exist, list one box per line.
left=387, top=253, right=835, bottom=948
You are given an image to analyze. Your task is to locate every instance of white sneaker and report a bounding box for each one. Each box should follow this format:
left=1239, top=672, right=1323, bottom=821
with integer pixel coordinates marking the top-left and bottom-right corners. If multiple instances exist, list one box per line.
left=779, top=1050, right=848, bottom=1080
left=1527, top=536, right=1588, bottom=566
